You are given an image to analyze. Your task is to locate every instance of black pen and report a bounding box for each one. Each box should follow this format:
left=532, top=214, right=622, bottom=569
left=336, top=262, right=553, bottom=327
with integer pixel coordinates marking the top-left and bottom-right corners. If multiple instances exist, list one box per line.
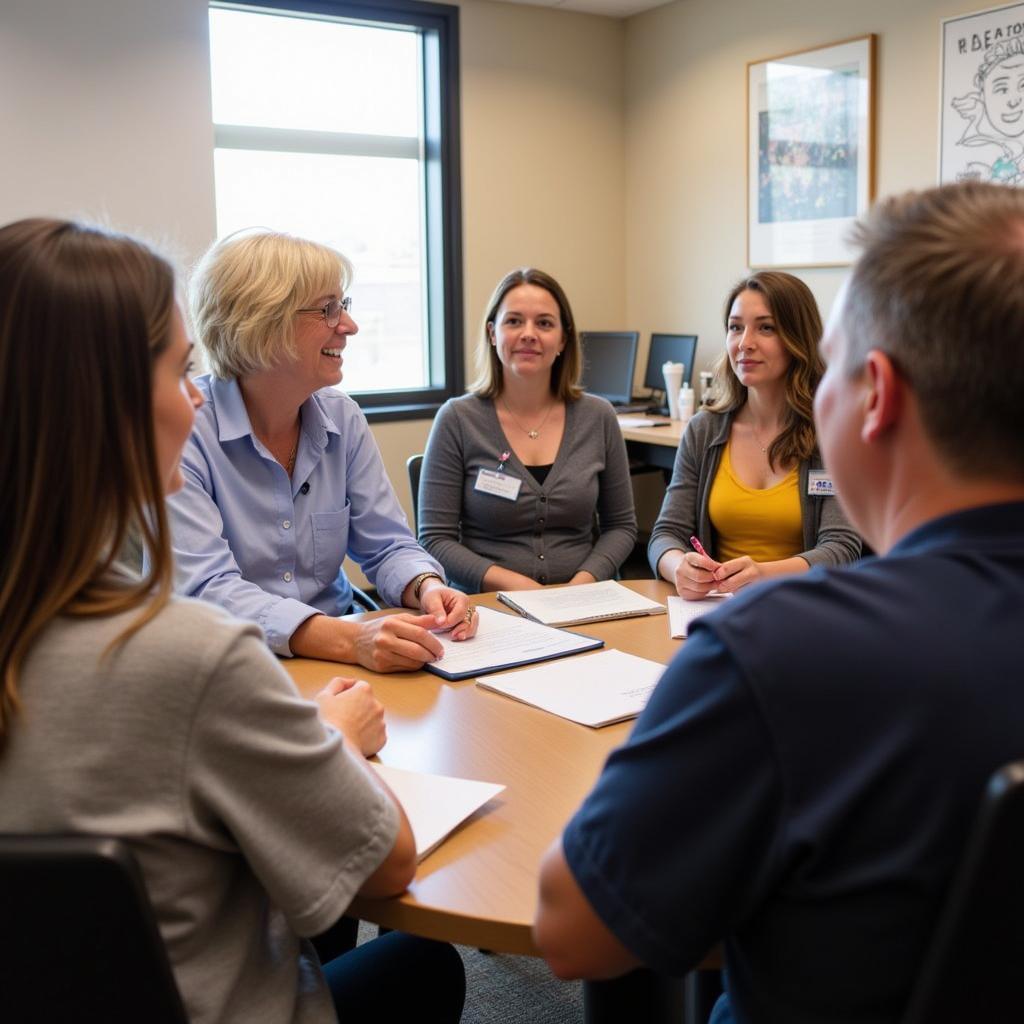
left=647, top=422, right=672, bottom=428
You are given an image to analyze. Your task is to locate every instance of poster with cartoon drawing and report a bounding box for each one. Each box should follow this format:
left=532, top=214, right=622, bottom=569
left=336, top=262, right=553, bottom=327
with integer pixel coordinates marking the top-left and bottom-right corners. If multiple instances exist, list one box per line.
left=941, top=2, right=1024, bottom=184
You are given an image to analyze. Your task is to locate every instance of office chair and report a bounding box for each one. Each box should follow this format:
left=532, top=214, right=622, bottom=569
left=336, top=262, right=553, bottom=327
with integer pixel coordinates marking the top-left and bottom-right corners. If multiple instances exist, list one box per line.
left=407, top=453, right=424, bottom=533
left=901, top=760, right=1024, bottom=1023
left=350, top=584, right=380, bottom=612
left=0, top=834, right=188, bottom=1023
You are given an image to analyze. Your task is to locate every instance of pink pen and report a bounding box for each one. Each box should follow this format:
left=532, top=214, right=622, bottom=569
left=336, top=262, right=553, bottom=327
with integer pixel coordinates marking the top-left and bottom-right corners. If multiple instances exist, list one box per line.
left=689, top=535, right=711, bottom=560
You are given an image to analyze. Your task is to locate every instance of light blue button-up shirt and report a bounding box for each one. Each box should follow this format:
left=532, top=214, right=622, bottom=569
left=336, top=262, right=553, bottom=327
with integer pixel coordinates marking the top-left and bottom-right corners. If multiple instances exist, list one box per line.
left=162, top=375, right=444, bottom=656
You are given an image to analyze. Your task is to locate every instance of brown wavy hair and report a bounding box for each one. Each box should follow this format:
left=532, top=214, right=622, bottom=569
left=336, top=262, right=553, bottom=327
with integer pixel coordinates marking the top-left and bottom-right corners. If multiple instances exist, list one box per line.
left=708, top=271, right=824, bottom=469
left=469, top=267, right=583, bottom=401
left=0, top=219, right=177, bottom=748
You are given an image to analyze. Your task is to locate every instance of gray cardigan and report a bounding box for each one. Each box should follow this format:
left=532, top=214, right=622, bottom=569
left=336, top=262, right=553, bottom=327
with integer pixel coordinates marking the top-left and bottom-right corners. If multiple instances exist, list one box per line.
left=647, top=409, right=861, bottom=575
left=419, top=393, right=638, bottom=593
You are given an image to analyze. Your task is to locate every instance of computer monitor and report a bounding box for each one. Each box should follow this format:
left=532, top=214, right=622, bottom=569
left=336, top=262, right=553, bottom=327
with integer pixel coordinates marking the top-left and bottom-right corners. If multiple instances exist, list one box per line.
left=580, top=331, right=639, bottom=406
left=643, top=333, right=699, bottom=392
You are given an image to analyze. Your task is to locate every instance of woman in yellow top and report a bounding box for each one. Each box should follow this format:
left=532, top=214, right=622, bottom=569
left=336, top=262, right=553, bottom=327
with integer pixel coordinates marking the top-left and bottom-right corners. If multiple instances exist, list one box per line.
left=649, top=271, right=860, bottom=599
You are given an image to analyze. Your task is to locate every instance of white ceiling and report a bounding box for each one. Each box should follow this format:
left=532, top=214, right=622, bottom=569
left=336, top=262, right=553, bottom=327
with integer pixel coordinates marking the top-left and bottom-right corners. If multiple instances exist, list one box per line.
left=489, top=0, right=673, bottom=19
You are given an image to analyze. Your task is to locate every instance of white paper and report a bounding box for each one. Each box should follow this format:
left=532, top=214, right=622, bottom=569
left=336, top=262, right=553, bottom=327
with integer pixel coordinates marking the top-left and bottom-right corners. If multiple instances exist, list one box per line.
left=617, top=416, right=663, bottom=428
left=430, top=606, right=599, bottom=676
left=477, top=648, right=664, bottom=728
left=667, top=594, right=731, bottom=638
left=371, top=762, right=505, bottom=861
left=498, top=580, right=666, bottom=627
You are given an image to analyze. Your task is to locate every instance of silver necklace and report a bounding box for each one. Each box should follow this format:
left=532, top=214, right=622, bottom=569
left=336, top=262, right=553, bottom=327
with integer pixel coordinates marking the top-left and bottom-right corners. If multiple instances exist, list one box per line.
left=501, top=398, right=557, bottom=440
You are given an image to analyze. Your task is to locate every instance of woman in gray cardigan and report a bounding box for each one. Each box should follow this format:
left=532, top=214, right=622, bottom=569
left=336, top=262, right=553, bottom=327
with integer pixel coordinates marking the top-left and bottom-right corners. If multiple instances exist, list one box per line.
left=649, top=271, right=860, bottom=599
left=419, top=268, right=637, bottom=593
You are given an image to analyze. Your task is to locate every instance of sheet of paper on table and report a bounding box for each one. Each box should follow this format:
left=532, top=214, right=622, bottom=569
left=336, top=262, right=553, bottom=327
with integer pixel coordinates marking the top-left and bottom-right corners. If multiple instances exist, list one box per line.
left=497, top=580, right=667, bottom=627
left=667, top=593, right=732, bottom=638
left=617, top=416, right=667, bottom=428
left=426, top=606, right=603, bottom=681
left=476, top=648, right=665, bottom=728
left=370, top=762, right=505, bottom=861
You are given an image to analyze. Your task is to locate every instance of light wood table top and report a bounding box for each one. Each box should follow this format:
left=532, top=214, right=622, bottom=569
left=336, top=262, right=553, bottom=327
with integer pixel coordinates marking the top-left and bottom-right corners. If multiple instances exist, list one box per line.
left=616, top=413, right=685, bottom=447
left=285, top=579, right=681, bottom=956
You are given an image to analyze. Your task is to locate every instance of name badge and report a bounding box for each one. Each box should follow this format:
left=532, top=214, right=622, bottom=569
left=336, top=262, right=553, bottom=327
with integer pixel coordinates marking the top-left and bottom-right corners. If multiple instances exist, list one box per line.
left=475, top=468, right=522, bottom=501
left=808, top=470, right=835, bottom=497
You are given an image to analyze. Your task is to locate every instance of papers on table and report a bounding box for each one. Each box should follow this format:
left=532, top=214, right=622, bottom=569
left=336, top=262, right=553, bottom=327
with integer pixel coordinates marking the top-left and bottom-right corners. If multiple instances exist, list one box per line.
left=617, top=416, right=667, bottom=428
left=667, top=593, right=731, bottom=638
left=425, top=606, right=603, bottom=681
left=371, top=763, right=504, bottom=861
left=476, top=648, right=665, bottom=728
left=497, top=580, right=667, bottom=627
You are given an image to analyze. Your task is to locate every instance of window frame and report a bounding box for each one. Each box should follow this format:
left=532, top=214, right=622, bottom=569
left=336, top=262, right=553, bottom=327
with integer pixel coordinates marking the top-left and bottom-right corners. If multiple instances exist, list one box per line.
left=210, top=0, right=464, bottom=422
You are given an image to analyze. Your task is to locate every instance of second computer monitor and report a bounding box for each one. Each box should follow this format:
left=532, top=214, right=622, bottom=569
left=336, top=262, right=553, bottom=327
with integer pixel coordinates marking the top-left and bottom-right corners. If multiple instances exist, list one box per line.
left=644, top=333, right=699, bottom=391
left=580, top=331, right=640, bottom=406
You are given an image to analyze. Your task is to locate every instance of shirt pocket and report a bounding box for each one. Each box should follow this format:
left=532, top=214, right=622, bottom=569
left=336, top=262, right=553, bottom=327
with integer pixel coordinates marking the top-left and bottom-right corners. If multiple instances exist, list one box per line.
left=311, top=508, right=350, bottom=588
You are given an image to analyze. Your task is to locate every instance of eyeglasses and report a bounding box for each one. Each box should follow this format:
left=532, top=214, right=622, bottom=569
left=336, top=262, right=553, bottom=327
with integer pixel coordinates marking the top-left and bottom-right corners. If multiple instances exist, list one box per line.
left=296, top=296, right=352, bottom=328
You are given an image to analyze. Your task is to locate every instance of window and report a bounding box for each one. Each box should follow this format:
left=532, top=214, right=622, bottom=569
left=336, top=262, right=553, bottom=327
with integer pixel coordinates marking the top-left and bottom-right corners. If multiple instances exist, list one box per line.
left=208, top=0, right=463, bottom=419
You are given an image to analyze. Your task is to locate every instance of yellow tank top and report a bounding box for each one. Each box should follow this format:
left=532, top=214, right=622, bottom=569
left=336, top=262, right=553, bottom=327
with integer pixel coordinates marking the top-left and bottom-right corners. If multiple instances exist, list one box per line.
left=707, top=440, right=802, bottom=562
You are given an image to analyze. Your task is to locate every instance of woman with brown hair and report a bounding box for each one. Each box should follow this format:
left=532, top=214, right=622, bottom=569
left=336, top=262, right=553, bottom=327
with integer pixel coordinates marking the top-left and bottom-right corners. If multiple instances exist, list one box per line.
left=418, top=267, right=637, bottom=592
left=649, top=271, right=860, bottom=599
left=0, top=219, right=464, bottom=1023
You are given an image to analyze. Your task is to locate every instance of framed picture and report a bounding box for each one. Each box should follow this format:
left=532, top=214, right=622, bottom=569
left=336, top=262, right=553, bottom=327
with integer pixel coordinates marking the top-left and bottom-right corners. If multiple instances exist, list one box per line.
left=747, top=35, right=876, bottom=268
left=940, top=3, right=1024, bottom=184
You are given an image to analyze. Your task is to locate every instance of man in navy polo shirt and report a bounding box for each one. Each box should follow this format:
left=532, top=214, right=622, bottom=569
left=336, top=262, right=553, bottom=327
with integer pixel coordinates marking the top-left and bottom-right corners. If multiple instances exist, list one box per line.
left=533, top=182, right=1024, bottom=1024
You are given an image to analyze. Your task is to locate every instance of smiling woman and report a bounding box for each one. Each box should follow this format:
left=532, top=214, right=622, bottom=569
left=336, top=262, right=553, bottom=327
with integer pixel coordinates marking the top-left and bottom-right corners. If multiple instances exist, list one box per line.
left=648, top=270, right=861, bottom=599
left=156, top=229, right=478, bottom=672
left=417, top=267, right=637, bottom=593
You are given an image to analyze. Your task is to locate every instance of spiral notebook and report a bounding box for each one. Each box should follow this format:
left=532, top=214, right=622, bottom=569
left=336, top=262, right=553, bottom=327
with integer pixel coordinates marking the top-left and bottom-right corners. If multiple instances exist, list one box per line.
left=496, top=580, right=667, bottom=627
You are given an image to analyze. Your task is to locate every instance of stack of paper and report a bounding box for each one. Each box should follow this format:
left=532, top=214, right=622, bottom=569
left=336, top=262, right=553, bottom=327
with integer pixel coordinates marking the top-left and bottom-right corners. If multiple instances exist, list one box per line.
left=666, top=593, right=731, bottom=638
left=497, top=580, right=667, bottom=627
left=427, top=606, right=602, bottom=680
left=370, top=762, right=505, bottom=861
left=476, top=648, right=665, bottom=727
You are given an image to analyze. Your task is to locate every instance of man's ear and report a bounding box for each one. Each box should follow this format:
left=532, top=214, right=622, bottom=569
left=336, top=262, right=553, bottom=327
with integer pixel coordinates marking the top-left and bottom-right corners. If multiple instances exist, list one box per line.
left=861, top=350, right=903, bottom=443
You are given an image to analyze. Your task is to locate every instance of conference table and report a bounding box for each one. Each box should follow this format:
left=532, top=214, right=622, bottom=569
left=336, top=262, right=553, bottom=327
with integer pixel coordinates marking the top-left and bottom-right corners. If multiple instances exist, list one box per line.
left=285, top=579, right=719, bottom=1023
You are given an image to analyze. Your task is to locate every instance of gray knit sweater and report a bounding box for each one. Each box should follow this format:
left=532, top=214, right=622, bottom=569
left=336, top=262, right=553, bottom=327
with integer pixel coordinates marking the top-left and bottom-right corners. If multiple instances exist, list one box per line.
left=419, top=393, right=637, bottom=593
left=647, top=409, right=861, bottom=575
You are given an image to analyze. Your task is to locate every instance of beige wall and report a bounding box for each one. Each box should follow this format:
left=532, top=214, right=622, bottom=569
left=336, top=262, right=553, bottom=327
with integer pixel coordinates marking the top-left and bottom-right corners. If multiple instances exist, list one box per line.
left=623, top=0, right=998, bottom=382
left=4, top=0, right=993, bottom=573
left=384, top=0, right=627, bottom=526
left=0, top=0, right=625, bottom=537
left=0, top=0, right=216, bottom=264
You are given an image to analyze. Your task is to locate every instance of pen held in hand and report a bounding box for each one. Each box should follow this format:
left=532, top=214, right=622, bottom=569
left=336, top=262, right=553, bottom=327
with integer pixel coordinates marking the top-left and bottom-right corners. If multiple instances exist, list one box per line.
left=689, top=535, right=712, bottom=560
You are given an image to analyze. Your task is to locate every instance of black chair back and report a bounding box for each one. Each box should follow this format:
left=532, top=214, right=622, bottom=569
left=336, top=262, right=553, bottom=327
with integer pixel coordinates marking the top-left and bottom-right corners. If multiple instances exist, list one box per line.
left=0, top=834, right=188, bottom=1023
left=407, top=453, right=424, bottom=533
left=902, top=760, right=1024, bottom=1023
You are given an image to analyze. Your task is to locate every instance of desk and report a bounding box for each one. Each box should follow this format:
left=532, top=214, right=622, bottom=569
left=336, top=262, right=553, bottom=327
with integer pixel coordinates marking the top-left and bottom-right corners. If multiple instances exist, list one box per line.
left=285, top=578, right=680, bottom=956
left=617, top=414, right=683, bottom=472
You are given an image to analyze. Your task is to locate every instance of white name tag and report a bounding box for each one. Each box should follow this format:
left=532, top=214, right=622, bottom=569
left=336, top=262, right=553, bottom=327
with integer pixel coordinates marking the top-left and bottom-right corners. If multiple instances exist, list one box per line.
left=808, top=470, right=835, bottom=496
left=474, top=468, right=522, bottom=501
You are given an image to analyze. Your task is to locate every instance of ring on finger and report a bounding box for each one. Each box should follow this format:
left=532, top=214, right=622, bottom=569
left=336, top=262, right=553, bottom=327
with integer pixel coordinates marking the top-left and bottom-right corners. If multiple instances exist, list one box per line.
left=464, top=604, right=476, bottom=626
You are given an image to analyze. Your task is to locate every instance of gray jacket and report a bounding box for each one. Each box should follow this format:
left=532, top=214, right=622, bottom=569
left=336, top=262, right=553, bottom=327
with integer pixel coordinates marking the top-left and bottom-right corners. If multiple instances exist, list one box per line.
left=419, top=393, right=637, bottom=593
left=647, top=409, right=861, bottom=575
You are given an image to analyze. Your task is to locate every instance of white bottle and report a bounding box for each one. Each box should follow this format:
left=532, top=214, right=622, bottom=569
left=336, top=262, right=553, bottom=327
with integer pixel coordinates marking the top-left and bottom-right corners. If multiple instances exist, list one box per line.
left=678, top=383, right=695, bottom=423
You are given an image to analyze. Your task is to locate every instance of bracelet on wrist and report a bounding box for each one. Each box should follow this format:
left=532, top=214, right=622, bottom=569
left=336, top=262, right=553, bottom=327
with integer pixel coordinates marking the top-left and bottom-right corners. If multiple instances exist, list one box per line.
left=410, top=571, right=443, bottom=603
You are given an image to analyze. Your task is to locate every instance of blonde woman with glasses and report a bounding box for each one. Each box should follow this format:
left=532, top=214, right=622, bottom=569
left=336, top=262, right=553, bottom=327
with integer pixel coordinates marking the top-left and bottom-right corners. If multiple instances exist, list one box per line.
left=162, top=229, right=477, bottom=672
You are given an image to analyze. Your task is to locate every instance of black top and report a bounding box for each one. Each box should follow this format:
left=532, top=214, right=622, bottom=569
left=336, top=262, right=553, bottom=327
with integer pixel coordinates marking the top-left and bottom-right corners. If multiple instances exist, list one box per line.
left=525, top=463, right=554, bottom=486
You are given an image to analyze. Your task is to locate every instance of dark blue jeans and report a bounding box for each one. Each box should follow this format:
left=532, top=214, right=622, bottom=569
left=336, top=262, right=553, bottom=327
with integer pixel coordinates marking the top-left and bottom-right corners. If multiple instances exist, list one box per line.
left=314, top=918, right=465, bottom=1022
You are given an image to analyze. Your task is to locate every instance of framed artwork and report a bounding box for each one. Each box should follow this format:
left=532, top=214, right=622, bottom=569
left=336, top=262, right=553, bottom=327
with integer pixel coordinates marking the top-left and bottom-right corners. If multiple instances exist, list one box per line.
left=940, top=3, right=1024, bottom=184
left=747, top=35, right=876, bottom=268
